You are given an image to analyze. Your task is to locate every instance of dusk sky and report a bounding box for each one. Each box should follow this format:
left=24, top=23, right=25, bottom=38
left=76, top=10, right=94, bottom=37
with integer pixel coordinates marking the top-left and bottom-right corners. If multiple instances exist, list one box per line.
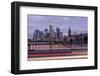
left=28, top=15, right=88, bottom=39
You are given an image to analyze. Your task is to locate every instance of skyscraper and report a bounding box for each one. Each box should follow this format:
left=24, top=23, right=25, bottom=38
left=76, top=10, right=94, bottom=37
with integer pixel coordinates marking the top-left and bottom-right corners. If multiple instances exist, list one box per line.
left=68, top=27, right=71, bottom=36
left=49, top=25, right=56, bottom=40
left=33, top=29, right=43, bottom=41
left=56, top=27, right=60, bottom=39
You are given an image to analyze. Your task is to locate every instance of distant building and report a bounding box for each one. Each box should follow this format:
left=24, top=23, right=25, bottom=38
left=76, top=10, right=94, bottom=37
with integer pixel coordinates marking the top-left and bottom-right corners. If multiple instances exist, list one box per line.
left=39, top=31, right=44, bottom=41
left=33, top=29, right=39, bottom=41
left=56, top=27, right=60, bottom=40
left=44, top=28, right=49, bottom=41
left=33, top=29, right=44, bottom=41
left=32, top=25, right=87, bottom=44
left=60, top=32, right=63, bottom=40
left=49, top=25, right=56, bottom=41
left=66, top=27, right=87, bottom=44
left=68, top=27, right=71, bottom=37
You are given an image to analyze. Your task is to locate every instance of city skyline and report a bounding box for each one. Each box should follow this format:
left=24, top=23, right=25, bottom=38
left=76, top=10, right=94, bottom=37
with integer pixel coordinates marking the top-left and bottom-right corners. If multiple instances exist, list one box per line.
left=28, top=15, right=88, bottom=39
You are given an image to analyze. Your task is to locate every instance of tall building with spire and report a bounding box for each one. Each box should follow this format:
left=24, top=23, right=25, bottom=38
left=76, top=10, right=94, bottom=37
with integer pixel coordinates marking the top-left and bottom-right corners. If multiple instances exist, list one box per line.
left=68, top=27, right=71, bottom=37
